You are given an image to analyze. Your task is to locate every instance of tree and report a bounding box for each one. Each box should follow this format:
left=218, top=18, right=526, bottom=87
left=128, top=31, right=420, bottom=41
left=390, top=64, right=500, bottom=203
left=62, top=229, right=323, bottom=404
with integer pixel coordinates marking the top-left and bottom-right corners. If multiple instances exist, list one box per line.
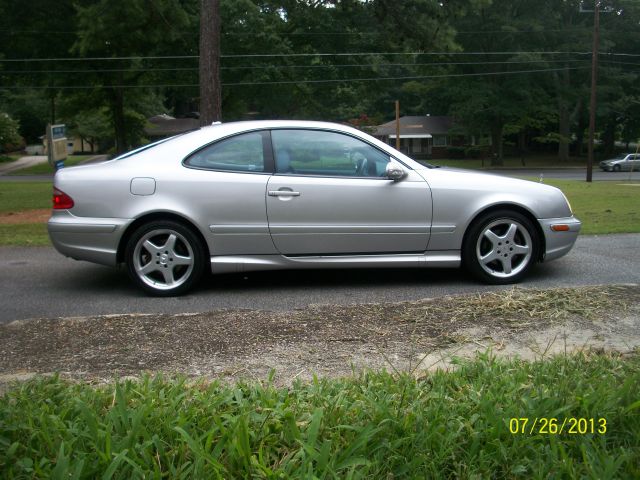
left=200, top=0, right=222, bottom=125
left=0, top=112, right=21, bottom=152
left=72, top=0, right=198, bottom=153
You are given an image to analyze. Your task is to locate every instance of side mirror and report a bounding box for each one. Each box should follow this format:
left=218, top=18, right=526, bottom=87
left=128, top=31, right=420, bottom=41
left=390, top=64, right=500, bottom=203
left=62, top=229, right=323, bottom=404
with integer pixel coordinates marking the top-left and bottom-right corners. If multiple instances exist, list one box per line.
left=385, top=163, right=406, bottom=181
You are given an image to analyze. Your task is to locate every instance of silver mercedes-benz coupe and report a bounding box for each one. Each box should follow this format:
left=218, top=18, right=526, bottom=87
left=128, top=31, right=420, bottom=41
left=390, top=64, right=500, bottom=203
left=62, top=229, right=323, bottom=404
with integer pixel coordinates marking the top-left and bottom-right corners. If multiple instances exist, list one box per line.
left=48, top=120, right=581, bottom=296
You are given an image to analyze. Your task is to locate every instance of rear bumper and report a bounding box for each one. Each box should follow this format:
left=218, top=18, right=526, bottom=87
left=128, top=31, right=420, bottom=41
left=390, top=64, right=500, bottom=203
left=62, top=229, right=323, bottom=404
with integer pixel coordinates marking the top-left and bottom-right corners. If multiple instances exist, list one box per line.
left=538, top=216, right=581, bottom=262
left=47, top=211, right=131, bottom=266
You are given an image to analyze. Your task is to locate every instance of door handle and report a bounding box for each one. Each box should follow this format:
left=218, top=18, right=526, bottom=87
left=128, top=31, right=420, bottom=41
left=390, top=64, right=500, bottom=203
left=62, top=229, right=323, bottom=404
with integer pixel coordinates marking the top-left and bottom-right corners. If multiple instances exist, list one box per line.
left=268, top=190, right=301, bottom=197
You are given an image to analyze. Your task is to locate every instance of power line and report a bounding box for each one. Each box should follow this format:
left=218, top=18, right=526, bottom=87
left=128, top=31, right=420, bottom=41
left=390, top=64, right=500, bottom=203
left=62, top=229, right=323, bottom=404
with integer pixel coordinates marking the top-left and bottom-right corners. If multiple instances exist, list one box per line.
left=0, top=59, right=590, bottom=75
left=0, top=27, right=610, bottom=36
left=0, top=51, right=592, bottom=62
left=601, top=52, right=640, bottom=58
left=0, top=66, right=590, bottom=90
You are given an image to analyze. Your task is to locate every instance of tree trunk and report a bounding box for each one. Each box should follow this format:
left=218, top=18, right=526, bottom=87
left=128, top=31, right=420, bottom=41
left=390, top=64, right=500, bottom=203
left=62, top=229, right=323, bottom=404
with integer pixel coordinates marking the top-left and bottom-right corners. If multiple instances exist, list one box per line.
left=199, top=0, right=221, bottom=126
left=517, top=131, right=526, bottom=153
left=602, top=115, right=616, bottom=156
left=558, top=104, right=570, bottom=162
left=556, top=67, right=570, bottom=162
left=573, top=99, right=585, bottom=157
left=110, top=88, right=127, bottom=155
left=490, top=123, right=504, bottom=166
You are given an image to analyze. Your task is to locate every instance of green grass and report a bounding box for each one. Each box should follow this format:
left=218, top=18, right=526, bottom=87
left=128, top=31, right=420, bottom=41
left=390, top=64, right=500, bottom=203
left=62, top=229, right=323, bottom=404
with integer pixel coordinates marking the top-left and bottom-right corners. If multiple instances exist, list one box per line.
left=1, top=353, right=638, bottom=478
left=0, top=182, right=51, bottom=213
left=537, top=179, right=640, bottom=234
left=0, top=154, right=21, bottom=163
left=0, top=224, right=49, bottom=246
left=7, top=155, right=92, bottom=175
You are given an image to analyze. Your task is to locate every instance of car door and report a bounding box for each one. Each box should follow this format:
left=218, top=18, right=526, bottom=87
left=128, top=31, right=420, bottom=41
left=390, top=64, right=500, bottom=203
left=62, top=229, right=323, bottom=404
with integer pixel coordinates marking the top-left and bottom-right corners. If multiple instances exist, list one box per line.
left=266, top=129, right=432, bottom=255
left=181, top=130, right=275, bottom=255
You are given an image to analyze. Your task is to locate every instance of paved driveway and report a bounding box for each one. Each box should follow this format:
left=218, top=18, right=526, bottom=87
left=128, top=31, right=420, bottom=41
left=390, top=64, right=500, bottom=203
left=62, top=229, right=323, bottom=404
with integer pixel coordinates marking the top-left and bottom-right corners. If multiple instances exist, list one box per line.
left=1, top=234, right=638, bottom=323
left=0, top=156, right=48, bottom=175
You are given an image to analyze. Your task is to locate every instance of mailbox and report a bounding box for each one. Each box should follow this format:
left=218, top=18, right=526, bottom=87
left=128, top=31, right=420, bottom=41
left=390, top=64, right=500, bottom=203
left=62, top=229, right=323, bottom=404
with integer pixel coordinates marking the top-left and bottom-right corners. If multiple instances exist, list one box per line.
left=47, top=124, right=68, bottom=170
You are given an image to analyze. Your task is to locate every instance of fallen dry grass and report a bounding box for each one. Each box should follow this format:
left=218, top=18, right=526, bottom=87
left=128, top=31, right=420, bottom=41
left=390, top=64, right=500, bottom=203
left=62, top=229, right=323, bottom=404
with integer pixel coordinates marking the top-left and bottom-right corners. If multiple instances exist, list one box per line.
left=396, top=285, right=624, bottom=324
left=0, top=285, right=637, bottom=386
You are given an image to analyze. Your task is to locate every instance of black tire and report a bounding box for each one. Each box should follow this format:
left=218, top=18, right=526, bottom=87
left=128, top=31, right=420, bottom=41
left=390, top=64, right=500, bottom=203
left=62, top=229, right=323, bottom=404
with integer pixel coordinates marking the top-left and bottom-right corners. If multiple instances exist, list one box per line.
left=462, top=209, right=540, bottom=285
left=613, top=164, right=621, bottom=172
left=125, top=220, right=205, bottom=296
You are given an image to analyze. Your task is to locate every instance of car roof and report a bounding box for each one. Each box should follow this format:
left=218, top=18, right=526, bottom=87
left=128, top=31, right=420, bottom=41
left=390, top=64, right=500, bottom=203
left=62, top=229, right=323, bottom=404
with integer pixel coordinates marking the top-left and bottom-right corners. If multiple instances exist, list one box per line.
left=184, top=120, right=363, bottom=142
left=117, top=120, right=426, bottom=171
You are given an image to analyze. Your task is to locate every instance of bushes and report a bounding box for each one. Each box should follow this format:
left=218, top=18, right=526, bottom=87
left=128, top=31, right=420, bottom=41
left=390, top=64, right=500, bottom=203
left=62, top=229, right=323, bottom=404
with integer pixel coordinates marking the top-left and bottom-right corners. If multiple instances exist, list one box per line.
left=444, top=145, right=489, bottom=159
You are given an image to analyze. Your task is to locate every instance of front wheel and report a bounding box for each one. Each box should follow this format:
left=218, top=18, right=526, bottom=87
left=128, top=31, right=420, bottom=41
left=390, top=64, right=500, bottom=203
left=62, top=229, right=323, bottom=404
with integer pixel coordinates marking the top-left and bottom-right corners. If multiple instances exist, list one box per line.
left=463, top=210, right=540, bottom=284
left=125, top=220, right=205, bottom=296
left=613, top=164, right=621, bottom=172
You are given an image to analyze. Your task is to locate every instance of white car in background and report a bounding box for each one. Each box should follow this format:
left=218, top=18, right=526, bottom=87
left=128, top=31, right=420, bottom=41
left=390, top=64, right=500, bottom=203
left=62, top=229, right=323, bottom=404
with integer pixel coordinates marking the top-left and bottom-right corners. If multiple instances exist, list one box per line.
left=599, top=153, right=640, bottom=172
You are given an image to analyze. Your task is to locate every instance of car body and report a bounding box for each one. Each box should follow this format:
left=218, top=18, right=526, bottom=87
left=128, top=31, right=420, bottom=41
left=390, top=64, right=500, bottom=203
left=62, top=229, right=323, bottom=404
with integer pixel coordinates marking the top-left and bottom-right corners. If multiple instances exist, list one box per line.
left=599, top=153, right=640, bottom=172
left=48, top=120, right=581, bottom=296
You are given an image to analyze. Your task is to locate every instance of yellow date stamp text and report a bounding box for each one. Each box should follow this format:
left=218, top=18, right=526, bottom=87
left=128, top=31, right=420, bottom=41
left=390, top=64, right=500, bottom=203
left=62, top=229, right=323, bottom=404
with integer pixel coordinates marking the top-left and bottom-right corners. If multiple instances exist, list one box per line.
left=509, top=417, right=607, bottom=435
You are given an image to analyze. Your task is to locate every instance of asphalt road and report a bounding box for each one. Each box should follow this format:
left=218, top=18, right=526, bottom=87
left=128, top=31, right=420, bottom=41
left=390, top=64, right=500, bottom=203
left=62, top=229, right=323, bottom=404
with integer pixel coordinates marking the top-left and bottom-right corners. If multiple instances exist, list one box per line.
left=1, top=234, right=638, bottom=323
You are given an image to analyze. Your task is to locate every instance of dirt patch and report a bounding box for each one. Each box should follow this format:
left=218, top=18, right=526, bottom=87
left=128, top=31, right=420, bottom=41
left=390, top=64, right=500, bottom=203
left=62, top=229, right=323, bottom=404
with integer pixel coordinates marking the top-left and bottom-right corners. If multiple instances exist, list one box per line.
left=0, top=209, right=49, bottom=224
left=1, top=285, right=638, bottom=388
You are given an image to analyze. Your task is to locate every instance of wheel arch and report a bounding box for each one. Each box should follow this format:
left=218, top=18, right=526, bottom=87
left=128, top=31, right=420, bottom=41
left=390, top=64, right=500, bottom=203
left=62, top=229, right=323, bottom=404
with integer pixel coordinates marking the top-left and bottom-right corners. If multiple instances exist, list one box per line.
left=116, top=212, right=210, bottom=264
left=461, top=203, right=546, bottom=262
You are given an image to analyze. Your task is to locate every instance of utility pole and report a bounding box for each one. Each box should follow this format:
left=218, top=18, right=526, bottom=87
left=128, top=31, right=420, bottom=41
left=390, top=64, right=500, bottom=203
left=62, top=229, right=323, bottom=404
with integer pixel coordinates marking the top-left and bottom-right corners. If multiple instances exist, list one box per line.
left=581, top=1, right=613, bottom=182
left=586, top=2, right=600, bottom=183
left=199, top=0, right=221, bottom=126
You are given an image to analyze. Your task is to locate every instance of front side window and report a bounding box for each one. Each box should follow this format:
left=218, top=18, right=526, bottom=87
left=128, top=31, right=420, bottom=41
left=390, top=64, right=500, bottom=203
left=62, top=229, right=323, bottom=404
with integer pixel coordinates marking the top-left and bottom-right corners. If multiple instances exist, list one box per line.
left=185, top=132, right=265, bottom=172
left=271, top=129, right=391, bottom=177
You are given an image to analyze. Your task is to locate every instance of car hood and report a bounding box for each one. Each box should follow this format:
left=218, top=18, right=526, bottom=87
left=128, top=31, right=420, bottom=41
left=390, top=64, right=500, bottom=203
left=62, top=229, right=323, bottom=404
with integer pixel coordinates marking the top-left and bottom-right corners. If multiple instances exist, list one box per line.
left=417, top=167, right=573, bottom=219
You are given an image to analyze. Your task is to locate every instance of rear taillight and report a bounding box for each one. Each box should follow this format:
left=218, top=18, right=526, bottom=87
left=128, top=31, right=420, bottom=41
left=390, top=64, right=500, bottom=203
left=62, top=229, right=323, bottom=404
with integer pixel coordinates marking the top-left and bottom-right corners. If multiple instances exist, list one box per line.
left=53, top=187, right=74, bottom=209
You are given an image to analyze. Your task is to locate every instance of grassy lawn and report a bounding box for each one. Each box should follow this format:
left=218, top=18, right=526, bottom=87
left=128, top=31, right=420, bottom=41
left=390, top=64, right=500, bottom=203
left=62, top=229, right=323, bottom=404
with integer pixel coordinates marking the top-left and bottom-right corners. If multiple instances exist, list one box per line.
left=7, top=155, right=92, bottom=175
left=535, top=179, right=640, bottom=235
left=1, top=353, right=638, bottom=478
left=0, top=154, right=22, bottom=163
left=0, top=224, right=49, bottom=246
left=0, top=182, right=51, bottom=213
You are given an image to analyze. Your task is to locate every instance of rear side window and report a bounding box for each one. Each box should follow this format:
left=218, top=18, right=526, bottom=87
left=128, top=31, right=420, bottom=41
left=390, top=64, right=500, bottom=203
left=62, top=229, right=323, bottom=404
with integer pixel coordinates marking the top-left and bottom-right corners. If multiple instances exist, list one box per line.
left=185, top=132, right=265, bottom=172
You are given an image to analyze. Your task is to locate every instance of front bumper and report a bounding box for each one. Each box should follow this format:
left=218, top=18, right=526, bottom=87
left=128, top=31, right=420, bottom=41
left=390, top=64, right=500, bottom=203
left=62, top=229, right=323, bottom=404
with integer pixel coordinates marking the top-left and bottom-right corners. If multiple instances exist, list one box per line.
left=48, top=211, right=131, bottom=266
left=538, top=216, right=581, bottom=262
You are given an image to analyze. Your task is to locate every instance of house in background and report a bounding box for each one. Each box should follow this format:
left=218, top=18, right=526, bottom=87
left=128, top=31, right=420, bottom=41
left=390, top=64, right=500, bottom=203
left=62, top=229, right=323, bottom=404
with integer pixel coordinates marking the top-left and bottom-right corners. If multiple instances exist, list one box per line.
left=144, top=114, right=200, bottom=140
left=373, top=115, right=463, bottom=159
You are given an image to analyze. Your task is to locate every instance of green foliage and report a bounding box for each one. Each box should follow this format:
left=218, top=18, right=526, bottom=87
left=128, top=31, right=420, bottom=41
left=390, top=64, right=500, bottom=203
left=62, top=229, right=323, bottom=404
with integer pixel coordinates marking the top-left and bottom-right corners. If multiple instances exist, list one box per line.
left=0, top=112, right=21, bottom=151
left=1, top=353, right=639, bottom=478
left=446, top=146, right=466, bottom=159
left=1, top=0, right=640, bottom=160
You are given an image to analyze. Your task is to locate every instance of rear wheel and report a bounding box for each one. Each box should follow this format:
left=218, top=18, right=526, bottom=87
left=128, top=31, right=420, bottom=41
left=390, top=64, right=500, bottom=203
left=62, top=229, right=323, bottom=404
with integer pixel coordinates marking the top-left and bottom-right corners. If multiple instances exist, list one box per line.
left=463, top=210, right=540, bottom=284
left=125, top=220, right=205, bottom=296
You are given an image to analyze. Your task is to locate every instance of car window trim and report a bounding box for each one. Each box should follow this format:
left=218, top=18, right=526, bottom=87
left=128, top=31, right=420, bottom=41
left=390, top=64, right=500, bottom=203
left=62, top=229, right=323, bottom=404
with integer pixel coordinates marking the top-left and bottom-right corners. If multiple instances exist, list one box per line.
left=268, top=127, right=412, bottom=178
